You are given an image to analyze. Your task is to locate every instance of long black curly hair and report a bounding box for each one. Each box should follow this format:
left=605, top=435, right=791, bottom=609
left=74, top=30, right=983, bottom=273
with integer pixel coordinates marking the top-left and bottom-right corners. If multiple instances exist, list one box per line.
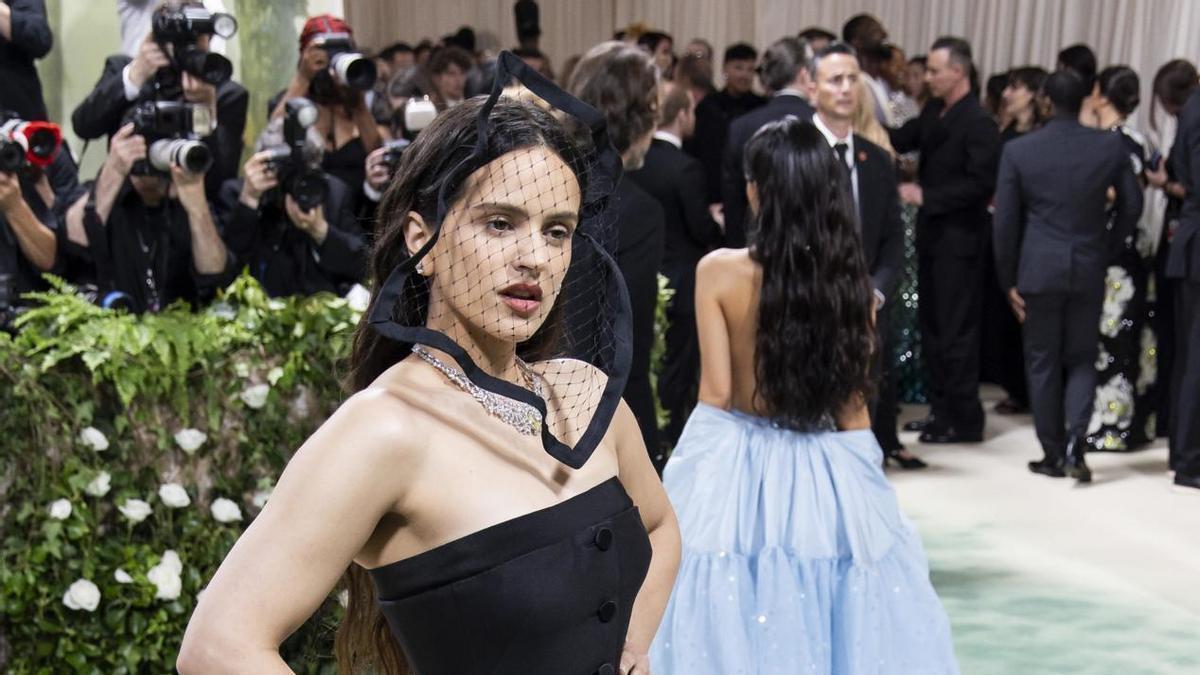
left=743, top=117, right=876, bottom=428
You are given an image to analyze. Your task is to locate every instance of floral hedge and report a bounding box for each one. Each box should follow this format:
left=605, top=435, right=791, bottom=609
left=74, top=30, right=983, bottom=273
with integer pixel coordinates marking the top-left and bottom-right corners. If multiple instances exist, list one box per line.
left=0, top=273, right=675, bottom=673
left=0, top=274, right=360, bottom=673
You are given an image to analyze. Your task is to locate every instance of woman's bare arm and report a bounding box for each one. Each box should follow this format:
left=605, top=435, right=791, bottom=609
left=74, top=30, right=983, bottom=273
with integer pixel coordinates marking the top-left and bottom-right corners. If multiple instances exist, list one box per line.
left=177, top=389, right=420, bottom=673
left=614, top=400, right=680, bottom=670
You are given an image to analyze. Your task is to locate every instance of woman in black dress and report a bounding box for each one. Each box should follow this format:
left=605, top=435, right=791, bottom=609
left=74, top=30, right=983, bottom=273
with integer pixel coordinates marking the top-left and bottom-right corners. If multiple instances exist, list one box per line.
left=1084, top=65, right=1157, bottom=450
left=180, top=59, right=680, bottom=674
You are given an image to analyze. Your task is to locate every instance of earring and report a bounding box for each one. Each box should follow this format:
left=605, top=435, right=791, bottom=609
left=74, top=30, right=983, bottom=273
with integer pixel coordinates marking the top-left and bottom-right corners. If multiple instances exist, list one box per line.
left=415, top=262, right=425, bottom=274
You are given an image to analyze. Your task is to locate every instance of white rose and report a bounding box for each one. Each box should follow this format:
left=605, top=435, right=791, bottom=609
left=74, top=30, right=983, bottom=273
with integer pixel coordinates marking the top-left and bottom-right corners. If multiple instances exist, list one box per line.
left=146, top=561, right=182, bottom=601
left=251, top=488, right=272, bottom=509
left=62, top=579, right=101, bottom=612
left=158, top=483, right=191, bottom=509
left=267, top=366, right=285, bottom=386
left=211, top=498, right=243, bottom=523
left=345, top=283, right=371, bottom=313
left=268, top=299, right=287, bottom=311
left=239, top=384, right=270, bottom=410
left=114, top=569, right=134, bottom=584
left=118, top=498, right=153, bottom=523
left=79, top=427, right=109, bottom=452
left=84, top=471, right=111, bottom=497
left=209, top=301, right=236, bottom=320
left=173, top=428, right=207, bottom=455
left=159, top=550, right=183, bottom=575
left=48, top=499, right=72, bottom=520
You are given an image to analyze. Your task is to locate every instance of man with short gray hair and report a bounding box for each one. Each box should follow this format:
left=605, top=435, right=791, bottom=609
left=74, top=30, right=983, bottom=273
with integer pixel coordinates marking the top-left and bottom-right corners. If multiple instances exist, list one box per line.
left=719, top=36, right=815, bottom=248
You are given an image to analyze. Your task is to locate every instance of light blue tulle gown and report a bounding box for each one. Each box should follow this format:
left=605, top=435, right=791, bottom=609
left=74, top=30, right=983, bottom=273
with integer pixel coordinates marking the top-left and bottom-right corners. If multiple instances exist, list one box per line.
left=651, top=403, right=959, bottom=675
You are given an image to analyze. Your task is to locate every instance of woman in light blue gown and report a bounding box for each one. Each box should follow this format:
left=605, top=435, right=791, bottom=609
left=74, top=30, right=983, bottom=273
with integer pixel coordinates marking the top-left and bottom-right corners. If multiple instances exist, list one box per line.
left=650, top=117, right=959, bottom=675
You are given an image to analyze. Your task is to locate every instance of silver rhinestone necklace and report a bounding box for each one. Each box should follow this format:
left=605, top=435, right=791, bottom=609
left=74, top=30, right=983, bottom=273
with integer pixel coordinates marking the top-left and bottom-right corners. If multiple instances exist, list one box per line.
left=411, top=345, right=545, bottom=435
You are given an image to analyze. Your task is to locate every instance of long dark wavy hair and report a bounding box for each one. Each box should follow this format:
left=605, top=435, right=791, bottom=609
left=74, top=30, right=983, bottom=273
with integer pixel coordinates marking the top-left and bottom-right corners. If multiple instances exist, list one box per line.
left=336, top=97, right=587, bottom=674
left=743, top=117, right=876, bottom=428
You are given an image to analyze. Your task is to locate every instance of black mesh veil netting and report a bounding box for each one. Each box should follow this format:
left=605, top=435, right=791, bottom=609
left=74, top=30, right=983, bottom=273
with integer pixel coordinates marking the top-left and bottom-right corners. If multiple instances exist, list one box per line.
left=367, top=51, right=630, bottom=469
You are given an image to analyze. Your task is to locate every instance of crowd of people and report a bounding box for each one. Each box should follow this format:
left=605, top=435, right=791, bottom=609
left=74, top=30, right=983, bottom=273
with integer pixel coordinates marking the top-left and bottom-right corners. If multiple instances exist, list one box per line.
left=4, top=4, right=1196, bottom=494
left=5, top=0, right=1200, bottom=672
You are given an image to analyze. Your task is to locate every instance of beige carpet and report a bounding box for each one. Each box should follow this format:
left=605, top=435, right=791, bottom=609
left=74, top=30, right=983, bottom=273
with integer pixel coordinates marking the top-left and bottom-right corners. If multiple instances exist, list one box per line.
left=891, top=386, right=1200, bottom=674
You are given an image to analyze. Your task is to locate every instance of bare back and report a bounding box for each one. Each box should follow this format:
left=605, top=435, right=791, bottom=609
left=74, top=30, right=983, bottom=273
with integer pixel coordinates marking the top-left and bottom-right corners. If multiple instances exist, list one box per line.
left=694, top=248, right=871, bottom=428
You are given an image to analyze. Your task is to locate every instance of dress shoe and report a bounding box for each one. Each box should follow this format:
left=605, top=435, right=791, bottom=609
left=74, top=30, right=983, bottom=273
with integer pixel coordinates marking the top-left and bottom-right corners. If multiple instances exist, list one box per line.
left=903, top=415, right=936, bottom=432
left=918, top=427, right=983, bottom=444
left=993, top=398, right=1028, bottom=415
left=1028, top=457, right=1066, bottom=478
left=1172, top=472, right=1200, bottom=492
left=1064, top=436, right=1092, bottom=483
left=885, top=446, right=929, bottom=470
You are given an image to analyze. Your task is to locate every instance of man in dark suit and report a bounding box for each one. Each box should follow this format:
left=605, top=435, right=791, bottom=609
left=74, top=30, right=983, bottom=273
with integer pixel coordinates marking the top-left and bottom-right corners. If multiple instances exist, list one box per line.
left=628, top=82, right=723, bottom=455
left=808, top=42, right=916, bottom=466
left=994, top=71, right=1142, bottom=482
left=722, top=36, right=815, bottom=249
left=685, top=42, right=765, bottom=205
left=71, top=13, right=247, bottom=197
left=0, top=0, right=52, bottom=121
left=889, top=36, right=1000, bottom=444
left=570, top=41, right=666, bottom=462
left=1165, top=83, right=1200, bottom=492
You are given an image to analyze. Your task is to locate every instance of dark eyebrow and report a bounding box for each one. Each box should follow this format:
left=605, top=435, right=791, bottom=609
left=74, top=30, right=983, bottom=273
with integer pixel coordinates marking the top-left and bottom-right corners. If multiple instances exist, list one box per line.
left=471, top=202, right=579, bottom=224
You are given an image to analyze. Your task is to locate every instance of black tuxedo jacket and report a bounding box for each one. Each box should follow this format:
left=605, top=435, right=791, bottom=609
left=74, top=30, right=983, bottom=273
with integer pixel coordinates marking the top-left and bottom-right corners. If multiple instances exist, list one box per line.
left=850, top=134, right=905, bottom=299
left=0, top=0, right=52, bottom=120
left=889, top=95, right=1000, bottom=257
left=70, top=54, right=249, bottom=197
left=1169, top=89, right=1200, bottom=282
left=721, top=94, right=815, bottom=248
left=993, top=118, right=1142, bottom=295
left=627, top=138, right=722, bottom=304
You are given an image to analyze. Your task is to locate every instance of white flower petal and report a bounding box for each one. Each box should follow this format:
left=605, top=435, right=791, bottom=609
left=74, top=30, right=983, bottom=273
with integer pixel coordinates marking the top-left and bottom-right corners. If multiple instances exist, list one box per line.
left=48, top=499, right=72, bottom=520
left=118, top=498, right=153, bottom=523
left=62, top=579, right=101, bottom=612
left=211, top=498, right=243, bottom=523
left=239, top=384, right=270, bottom=410
left=84, top=471, right=111, bottom=497
left=345, top=284, right=371, bottom=313
left=173, top=428, right=207, bottom=454
left=158, top=483, right=191, bottom=508
left=79, top=427, right=109, bottom=452
left=114, top=569, right=133, bottom=584
left=251, top=488, right=272, bottom=509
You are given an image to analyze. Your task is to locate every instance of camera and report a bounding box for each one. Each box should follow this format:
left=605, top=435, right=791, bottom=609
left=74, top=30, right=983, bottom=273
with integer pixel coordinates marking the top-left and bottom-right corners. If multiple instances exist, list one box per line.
left=126, top=101, right=214, bottom=175
left=310, top=32, right=377, bottom=91
left=150, top=4, right=239, bottom=99
left=0, top=116, right=62, bottom=172
left=262, top=98, right=327, bottom=211
left=382, top=138, right=410, bottom=174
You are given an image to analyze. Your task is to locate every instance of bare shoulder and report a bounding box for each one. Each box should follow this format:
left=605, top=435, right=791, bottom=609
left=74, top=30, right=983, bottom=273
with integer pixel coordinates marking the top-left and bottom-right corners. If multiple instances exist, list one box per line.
left=697, top=247, right=757, bottom=291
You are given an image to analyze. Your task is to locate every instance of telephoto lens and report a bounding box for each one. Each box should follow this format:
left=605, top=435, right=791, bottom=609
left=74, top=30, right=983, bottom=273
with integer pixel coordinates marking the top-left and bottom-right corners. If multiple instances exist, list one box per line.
left=0, top=117, right=62, bottom=170
left=149, top=138, right=213, bottom=174
left=330, top=51, right=377, bottom=90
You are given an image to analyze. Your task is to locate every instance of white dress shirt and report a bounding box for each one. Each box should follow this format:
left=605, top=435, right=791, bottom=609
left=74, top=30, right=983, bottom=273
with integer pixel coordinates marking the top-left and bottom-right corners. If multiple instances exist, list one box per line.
left=653, top=130, right=683, bottom=150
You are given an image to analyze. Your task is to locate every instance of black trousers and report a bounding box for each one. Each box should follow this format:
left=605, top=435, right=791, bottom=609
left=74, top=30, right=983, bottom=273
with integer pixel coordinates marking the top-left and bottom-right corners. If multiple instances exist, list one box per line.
left=1022, top=290, right=1104, bottom=458
left=917, top=248, right=985, bottom=433
left=871, top=306, right=903, bottom=451
left=1169, top=279, right=1200, bottom=479
left=981, top=226, right=1028, bottom=405
left=658, top=300, right=700, bottom=450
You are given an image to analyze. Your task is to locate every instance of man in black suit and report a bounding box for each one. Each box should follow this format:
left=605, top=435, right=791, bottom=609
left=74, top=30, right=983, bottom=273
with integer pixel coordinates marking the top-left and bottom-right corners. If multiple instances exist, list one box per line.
left=0, top=0, right=52, bottom=121
left=889, top=36, right=1000, bottom=444
left=994, top=71, right=1142, bottom=482
left=721, top=36, right=815, bottom=249
left=71, top=8, right=247, bottom=197
left=807, top=42, right=914, bottom=465
left=570, top=41, right=666, bottom=462
left=628, top=82, right=723, bottom=454
left=685, top=43, right=765, bottom=205
left=1165, top=82, right=1200, bottom=492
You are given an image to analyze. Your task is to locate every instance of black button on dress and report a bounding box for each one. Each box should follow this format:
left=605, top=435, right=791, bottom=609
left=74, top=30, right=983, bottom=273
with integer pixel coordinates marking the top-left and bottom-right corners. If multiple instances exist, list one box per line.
left=368, top=478, right=652, bottom=674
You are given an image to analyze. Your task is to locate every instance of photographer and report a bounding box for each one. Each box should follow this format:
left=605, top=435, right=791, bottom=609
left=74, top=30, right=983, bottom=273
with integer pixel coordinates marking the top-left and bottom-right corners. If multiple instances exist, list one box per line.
left=269, top=15, right=383, bottom=214
left=0, top=127, right=79, bottom=323
left=70, top=1, right=247, bottom=196
left=63, top=122, right=233, bottom=313
left=0, top=0, right=53, bottom=121
left=216, top=111, right=366, bottom=298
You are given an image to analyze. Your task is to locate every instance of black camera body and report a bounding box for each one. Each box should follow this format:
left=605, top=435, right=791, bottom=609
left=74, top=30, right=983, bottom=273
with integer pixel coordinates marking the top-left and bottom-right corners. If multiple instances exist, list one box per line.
left=0, top=114, right=62, bottom=173
left=262, top=98, right=327, bottom=211
left=382, top=138, right=411, bottom=175
left=310, top=32, right=377, bottom=92
left=150, top=4, right=239, bottom=100
left=126, top=101, right=214, bottom=176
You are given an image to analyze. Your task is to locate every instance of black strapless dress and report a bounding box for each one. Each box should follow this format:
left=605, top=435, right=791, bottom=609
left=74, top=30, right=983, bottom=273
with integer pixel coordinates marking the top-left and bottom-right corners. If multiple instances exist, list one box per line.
left=368, top=478, right=652, bottom=675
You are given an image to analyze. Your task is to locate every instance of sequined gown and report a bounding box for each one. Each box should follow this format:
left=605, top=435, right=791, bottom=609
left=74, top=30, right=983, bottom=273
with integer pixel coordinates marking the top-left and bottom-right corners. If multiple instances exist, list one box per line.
left=1086, top=124, right=1159, bottom=451
left=650, top=404, right=959, bottom=675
